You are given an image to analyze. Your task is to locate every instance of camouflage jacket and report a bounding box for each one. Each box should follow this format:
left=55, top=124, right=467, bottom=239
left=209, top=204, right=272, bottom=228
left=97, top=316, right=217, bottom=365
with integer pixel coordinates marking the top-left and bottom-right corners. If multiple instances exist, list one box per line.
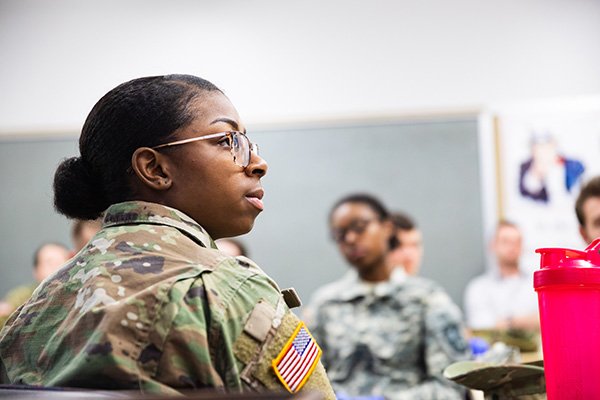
left=305, top=268, right=469, bottom=400
left=0, top=201, right=334, bottom=398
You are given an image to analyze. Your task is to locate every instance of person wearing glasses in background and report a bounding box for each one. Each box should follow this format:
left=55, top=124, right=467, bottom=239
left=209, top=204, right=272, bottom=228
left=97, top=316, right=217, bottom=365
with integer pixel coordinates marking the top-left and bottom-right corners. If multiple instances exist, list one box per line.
left=305, top=194, right=468, bottom=400
left=0, top=75, right=335, bottom=398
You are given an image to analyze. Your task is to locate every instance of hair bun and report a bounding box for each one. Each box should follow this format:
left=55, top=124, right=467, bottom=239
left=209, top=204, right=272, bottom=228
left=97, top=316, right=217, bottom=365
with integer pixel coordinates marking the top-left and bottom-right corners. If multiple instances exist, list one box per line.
left=53, top=156, right=109, bottom=220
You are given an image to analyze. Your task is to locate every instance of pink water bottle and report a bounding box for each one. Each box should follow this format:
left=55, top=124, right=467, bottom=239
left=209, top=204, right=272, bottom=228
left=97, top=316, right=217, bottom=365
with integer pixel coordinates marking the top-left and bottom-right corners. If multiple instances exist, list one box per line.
left=535, top=238, right=600, bottom=399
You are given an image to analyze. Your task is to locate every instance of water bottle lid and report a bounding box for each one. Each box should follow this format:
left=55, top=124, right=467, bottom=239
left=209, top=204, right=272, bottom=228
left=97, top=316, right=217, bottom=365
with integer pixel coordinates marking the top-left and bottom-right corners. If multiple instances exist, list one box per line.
left=534, top=238, right=600, bottom=289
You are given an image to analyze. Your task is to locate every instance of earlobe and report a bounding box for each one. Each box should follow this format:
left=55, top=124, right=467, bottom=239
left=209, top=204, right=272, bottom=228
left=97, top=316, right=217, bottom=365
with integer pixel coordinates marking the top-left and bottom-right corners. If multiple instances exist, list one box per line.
left=131, top=147, right=173, bottom=191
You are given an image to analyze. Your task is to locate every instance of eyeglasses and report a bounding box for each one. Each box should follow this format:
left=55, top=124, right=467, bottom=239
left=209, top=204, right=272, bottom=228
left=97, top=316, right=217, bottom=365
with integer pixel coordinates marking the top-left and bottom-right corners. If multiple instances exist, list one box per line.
left=152, top=131, right=259, bottom=168
left=331, top=219, right=378, bottom=243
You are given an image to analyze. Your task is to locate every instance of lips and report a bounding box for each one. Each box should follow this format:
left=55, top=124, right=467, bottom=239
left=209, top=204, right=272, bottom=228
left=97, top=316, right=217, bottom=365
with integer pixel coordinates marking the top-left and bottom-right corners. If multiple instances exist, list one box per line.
left=346, top=248, right=367, bottom=262
left=245, top=188, right=265, bottom=211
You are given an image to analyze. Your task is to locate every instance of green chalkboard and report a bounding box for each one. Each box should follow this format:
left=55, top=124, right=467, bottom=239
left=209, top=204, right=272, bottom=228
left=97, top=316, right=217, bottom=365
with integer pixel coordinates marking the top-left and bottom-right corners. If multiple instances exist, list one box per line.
left=0, top=116, right=484, bottom=308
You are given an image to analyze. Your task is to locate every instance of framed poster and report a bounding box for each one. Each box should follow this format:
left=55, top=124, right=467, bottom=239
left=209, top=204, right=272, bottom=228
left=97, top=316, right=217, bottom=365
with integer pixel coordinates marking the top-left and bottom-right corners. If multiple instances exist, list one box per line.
left=479, top=96, right=600, bottom=273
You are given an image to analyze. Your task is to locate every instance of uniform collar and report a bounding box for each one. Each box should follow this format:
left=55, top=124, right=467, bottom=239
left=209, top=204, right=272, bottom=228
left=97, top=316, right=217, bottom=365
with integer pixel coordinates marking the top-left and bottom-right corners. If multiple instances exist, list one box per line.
left=339, top=267, right=407, bottom=301
left=102, top=201, right=217, bottom=249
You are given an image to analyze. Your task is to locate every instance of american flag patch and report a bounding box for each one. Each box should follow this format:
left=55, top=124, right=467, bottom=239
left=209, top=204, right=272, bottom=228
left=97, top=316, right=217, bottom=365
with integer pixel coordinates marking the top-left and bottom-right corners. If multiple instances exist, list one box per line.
left=272, top=322, right=322, bottom=393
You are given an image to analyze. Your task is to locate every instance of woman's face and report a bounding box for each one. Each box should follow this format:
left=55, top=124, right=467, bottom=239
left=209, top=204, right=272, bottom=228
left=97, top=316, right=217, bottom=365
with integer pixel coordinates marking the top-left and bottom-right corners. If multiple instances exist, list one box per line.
left=330, top=202, right=392, bottom=274
left=162, top=92, right=268, bottom=239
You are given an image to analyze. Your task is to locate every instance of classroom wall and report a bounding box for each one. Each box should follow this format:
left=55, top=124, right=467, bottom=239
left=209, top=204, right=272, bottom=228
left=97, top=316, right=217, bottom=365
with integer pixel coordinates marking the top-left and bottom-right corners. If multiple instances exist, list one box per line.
left=0, top=116, right=483, bottom=309
left=1, top=0, right=600, bottom=133
left=1, top=0, right=599, bottom=308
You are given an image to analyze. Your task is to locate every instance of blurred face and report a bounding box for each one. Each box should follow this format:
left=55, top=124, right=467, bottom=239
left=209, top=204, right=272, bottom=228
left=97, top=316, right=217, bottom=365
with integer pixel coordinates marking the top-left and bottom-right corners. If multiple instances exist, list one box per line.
left=34, top=244, right=70, bottom=282
left=396, top=229, right=423, bottom=275
left=330, top=202, right=393, bottom=276
left=161, top=92, right=268, bottom=239
left=74, top=223, right=101, bottom=251
left=492, top=225, right=522, bottom=267
left=216, top=239, right=243, bottom=257
left=580, top=196, right=600, bottom=244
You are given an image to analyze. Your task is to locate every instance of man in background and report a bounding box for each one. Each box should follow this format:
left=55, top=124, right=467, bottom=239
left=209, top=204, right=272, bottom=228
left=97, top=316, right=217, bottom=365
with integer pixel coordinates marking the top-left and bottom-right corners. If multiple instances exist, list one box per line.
left=386, top=212, right=423, bottom=275
left=0, top=242, right=70, bottom=323
left=464, top=221, right=538, bottom=331
left=575, top=176, right=600, bottom=244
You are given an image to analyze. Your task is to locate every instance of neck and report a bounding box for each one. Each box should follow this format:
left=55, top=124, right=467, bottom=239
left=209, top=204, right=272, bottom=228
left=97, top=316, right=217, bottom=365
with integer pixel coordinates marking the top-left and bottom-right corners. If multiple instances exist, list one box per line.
left=498, top=262, right=519, bottom=278
left=358, top=261, right=393, bottom=282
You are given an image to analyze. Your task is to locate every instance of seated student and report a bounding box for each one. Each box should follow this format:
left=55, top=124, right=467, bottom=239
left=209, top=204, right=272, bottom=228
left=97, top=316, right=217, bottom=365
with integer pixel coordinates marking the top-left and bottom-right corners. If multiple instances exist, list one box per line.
left=305, top=193, right=468, bottom=400
left=0, top=75, right=334, bottom=398
left=386, top=211, right=423, bottom=275
left=0, top=242, right=70, bottom=322
left=464, top=221, right=539, bottom=331
left=575, top=176, right=600, bottom=244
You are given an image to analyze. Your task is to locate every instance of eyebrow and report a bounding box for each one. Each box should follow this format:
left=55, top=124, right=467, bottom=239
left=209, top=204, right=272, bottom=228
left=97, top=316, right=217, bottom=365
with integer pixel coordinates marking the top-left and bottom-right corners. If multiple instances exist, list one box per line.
left=210, top=117, right=246, bottom=133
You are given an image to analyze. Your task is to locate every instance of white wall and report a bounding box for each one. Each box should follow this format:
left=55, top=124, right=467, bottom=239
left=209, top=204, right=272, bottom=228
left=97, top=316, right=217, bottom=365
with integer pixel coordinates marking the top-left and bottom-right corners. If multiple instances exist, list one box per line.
left=1, top=0, right=600, bottom=133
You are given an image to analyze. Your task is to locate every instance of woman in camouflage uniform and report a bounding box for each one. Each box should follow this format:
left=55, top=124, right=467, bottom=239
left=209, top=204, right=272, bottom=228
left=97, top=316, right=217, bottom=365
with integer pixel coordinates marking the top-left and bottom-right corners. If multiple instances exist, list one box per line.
left=0, top=75, right=334, bottom=398
left=307, top=194, right=468, bottom=399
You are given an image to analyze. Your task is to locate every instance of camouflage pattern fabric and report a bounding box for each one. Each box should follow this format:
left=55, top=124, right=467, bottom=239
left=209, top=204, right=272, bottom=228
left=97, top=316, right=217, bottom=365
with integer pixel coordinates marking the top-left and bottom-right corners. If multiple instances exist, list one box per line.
left=305, top=268, right=469, bottom=400
left=0, top=201, right=334, bottom=398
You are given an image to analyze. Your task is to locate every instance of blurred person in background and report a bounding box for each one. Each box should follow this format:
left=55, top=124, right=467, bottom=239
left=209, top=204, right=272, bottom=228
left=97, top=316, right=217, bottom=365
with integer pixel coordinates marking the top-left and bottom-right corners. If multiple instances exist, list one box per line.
left=386, top=211, right=423, bottom=275
left=0, top=242, right=70, bottom=324
left=575, top=176, right=600, bottom=244
left=215, top=237, right=248, bottom=257
left=464, top=221, right=538, bottom=332
left=71, top=218, right=102, bottom=253
left=306, top=193, right=467, bottom=400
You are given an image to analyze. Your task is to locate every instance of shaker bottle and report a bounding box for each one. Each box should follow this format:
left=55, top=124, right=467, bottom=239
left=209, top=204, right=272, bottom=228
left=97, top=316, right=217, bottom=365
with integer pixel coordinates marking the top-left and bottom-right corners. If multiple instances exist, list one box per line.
left=534, top=238, right=600, bottom=399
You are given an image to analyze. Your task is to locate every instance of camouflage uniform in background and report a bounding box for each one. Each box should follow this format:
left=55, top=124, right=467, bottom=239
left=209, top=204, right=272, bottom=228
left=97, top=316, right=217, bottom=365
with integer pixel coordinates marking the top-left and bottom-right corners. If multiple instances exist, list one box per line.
left=0, top=201, right=334, bottom=398
left=0, top=283, right=38, bottom=328
left=305, top=268, right=469, bottom=400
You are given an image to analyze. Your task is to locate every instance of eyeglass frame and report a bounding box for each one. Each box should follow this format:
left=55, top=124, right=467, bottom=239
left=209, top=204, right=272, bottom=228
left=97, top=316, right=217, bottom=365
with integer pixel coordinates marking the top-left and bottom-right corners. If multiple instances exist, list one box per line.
left=331, top=218, right=380, bottom=243
left=151, top=131, right=259, bottom=168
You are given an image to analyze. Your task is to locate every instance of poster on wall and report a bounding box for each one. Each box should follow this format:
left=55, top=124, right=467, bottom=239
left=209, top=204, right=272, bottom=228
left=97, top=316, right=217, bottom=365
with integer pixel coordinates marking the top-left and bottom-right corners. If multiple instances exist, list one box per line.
left=482, top=96, right=600, bottom=274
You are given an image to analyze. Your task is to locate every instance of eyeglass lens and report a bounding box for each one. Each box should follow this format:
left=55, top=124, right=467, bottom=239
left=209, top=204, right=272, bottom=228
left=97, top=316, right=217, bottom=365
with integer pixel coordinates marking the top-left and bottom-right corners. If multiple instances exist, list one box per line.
left=333, top=219, right=374, bottom=243
left=232, top=132, right=259, bottom=168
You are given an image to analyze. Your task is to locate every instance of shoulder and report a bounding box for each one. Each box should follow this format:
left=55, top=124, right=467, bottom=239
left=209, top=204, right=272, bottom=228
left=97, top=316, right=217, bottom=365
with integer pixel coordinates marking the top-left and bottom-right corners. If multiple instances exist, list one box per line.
left=232, top=297, right=335, bottom=397
left=397, top=275, right=446, bottom=299
left=202, top=255, right=284, bottom=318
left=399, top=276, right=462, bottom=315
left=308, top=272, right=355, bottom=307
left=465, top=273, right=492, bottom=294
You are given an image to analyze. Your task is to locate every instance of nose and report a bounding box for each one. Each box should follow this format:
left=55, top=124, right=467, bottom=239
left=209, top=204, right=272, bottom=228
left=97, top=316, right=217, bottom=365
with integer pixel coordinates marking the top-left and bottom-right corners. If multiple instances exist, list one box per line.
left=342, top=230, right=359, bottom=244
left=245, top=151, right=268, bottom=178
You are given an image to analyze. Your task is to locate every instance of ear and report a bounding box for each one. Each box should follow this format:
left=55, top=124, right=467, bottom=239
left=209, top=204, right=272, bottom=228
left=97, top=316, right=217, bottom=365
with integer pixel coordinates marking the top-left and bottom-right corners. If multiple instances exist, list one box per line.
left=131, top=147, right=173, bottom=191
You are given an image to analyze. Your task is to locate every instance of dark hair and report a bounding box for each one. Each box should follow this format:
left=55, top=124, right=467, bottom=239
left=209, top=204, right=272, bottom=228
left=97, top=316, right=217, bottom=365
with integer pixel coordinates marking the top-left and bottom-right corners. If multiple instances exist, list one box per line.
left=329, top=193, right=390, bottom=222
left=576, top=176, right=600, bottom=227
left=329, top=193, right=398, bottom=248
left=389, top=212, right=416, bottom=250
left=494, top=220, right=520, bottom=238
left=33, top=242, right=69, bottom=269
left=390, top=212, right=416, bottom=231
left=53, top=74, right=223, bottom=220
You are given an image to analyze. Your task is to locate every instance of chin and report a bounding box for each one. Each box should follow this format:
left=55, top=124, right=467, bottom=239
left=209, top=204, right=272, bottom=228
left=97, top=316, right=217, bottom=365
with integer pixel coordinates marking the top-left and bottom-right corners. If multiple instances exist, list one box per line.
left=217, top=220, right=254, bottom=240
